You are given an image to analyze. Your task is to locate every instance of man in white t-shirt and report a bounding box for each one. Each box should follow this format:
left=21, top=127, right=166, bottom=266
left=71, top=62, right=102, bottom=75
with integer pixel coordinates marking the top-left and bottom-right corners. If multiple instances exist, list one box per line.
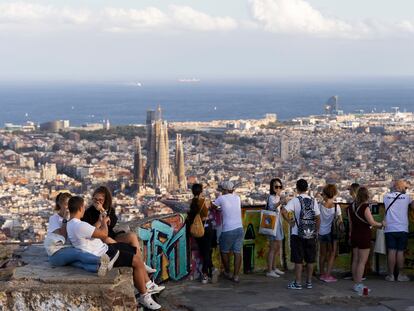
left=213, top=181, right=243, bottom=283
left=383, top=180, right=414, bottom=282
left=281, top=179, right=320, bottom=290
left=67, top=196, right=162, bottom=310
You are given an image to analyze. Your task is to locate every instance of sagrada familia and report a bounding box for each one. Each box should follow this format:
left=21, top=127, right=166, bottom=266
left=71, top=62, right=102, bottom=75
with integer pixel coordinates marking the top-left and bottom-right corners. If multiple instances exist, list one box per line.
left=133, top=106, right=187, bottom=193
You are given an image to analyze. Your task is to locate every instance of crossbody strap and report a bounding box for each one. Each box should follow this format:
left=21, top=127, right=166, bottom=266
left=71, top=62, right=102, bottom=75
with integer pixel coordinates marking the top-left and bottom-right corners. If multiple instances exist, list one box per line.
left=353, top=202, right=370, bottom=225
left=385, top=193, right=403, bottom=216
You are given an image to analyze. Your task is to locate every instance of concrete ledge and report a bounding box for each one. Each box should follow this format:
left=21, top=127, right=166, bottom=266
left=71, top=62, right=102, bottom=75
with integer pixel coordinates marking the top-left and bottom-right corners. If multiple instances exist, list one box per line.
left=0, top=245, right=136, bottom=311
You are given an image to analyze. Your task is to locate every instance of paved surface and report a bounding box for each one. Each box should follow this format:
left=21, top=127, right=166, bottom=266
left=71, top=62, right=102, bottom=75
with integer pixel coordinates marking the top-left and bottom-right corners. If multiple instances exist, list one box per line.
left=158, top=272, right=414, bottom=311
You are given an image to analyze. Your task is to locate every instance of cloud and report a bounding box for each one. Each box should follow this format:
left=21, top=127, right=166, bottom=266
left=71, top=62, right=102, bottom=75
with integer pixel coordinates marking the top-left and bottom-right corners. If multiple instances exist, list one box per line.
left=170, top=6, right=237, bottom=31
left=102, top=7, right=169, bottom=31
left=398, top=20, right=414, bottom=33
left=0, top=2, right=237, bottom=33
left=249, top=0, right=354, bottom=37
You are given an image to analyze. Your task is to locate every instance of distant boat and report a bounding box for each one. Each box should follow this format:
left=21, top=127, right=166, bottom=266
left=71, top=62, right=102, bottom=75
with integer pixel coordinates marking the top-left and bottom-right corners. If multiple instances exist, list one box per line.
left=178, top=78, right=200, bottom=83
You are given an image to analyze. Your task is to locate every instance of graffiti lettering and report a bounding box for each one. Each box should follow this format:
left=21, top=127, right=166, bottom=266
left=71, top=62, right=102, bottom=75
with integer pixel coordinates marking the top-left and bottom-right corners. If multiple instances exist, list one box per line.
left=138, top=219, right=188, bottom=282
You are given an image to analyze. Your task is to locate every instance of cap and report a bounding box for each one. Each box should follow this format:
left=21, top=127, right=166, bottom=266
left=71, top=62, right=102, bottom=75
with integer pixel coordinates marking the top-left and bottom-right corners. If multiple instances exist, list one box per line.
left=221, top=181, right=235, bottom=191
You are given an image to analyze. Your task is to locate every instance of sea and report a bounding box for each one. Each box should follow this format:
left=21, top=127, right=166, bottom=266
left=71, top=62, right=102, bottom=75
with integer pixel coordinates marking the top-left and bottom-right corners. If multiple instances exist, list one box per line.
left=1, top=77, right=414, bottom=126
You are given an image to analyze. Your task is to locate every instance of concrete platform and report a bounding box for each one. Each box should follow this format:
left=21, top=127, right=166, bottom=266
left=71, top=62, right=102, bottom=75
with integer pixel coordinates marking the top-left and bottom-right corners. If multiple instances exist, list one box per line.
left=158, top=272, right=414, bottom=311
left=0, top=245, right=136, bottom=311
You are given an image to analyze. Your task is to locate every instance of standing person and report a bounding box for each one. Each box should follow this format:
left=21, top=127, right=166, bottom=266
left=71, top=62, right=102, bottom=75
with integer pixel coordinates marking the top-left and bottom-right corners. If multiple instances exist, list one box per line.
left=349, top=187, right=384, bottom=293
left=67, top=196, right=163, bottom=310
left=44, top=192, right=114, bottom=276
left=187, top=183, right=218, bottom=284
left=281, top=179, right=320, bottom=290
left=319, top=184, right=342, bottom=283
left=265, top=178, right=286, bottom=278
left=213, top=181, right=243, bottom=283
left=82, top=186, right=156, bottom=274
left=384, top=180, right=414, bottom=282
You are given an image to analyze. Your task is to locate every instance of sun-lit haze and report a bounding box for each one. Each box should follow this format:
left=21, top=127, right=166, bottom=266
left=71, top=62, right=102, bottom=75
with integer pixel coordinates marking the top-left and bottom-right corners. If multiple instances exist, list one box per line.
left=1, top=0, right=413, bottom=81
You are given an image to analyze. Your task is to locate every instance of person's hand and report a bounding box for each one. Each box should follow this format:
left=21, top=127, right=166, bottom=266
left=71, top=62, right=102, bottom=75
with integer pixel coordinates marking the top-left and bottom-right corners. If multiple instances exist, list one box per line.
left=103, top=216, right=110, bottom=225
left=382, top=220, right=386, bottom=228
left=94, top=202, right=105, bottom=213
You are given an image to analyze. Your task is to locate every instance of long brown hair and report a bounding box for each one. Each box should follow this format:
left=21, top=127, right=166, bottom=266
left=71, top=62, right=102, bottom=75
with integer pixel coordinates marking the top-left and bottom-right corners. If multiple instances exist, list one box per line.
left=93, top=186, right=112, bottom=212
left=355, top=186, right=369, bottom=206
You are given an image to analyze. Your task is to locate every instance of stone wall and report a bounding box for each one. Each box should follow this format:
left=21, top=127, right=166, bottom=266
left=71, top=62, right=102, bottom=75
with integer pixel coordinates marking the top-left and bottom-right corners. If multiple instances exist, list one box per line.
left=0, top=246, right=136, bottom=311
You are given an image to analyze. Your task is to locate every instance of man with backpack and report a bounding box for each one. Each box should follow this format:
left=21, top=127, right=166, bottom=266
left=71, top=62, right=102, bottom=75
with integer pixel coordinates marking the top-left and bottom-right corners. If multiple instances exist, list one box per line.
left=282, top=179, right=320, bottom=290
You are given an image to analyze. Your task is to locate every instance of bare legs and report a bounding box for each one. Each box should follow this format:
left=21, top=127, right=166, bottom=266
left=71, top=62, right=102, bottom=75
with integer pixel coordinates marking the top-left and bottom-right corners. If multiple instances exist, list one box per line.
left=267, top=240, right=281, bottom=272
left=319, top=241, right=337, bottom=276
left=116, top=232, right=151, bottom=283
left=352, top=248, right=370, bottom=284
left=221, top=252, right=241, bottom=279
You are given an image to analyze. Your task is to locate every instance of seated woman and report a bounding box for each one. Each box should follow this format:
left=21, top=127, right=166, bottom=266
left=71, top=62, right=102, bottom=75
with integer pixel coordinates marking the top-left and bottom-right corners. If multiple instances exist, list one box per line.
left=44, top=192, right=116, bottom=276
left=82, top=186, right=157, bottom=275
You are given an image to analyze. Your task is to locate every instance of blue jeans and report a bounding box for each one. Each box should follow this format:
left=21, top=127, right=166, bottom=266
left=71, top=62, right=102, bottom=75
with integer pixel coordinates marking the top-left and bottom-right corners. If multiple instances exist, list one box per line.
left=49, top=247, right=100, bottom=273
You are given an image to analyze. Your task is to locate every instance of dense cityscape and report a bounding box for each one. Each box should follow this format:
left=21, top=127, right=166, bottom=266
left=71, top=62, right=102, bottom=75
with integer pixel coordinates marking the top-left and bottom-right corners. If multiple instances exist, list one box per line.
left=0, top=101, right=413, bottom=243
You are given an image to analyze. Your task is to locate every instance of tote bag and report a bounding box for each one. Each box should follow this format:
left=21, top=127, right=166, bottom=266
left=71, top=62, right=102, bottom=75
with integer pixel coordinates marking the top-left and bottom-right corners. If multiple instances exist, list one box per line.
left=259, top=210, right=278, bottom=236
left=374, top=228, right=386, bottom=255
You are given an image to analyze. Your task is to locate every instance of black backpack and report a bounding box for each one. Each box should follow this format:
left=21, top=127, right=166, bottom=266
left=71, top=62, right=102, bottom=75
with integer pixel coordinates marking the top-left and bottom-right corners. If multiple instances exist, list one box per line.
left=295, top=196, right=317, bottom=239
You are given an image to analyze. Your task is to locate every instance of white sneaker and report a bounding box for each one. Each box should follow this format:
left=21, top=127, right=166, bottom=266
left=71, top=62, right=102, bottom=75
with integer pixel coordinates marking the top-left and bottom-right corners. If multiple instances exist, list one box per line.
left=145, top=263, right=157, bottom=274
left=107, top=250, right=120, bottom=271
left=273, top=268, right=285, bottom=275
left=266, top=271, right=280, bottom=278
left=139, top=294, right=161, bottom=310
left=97, top=250, right=119, bottom=277
left=147, top=281, right=165, bottom=294
left=398, top=274, right=410, bottom=282
left=352, top=283, right=364, bottom=293
left=385, top=274, right=395, bottom=282
left=211, top=268, right=219, bottom=284
left=201, top=275, right=209, bottom=284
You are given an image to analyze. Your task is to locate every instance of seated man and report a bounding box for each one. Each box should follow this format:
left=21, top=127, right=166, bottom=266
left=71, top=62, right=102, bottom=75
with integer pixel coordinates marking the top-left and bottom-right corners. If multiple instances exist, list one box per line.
left=66, top=196, right=163, bottom=310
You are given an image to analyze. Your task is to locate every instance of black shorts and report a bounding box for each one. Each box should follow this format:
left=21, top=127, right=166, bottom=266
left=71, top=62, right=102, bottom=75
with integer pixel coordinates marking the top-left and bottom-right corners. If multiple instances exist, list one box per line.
left=107, top=243, right=136, bottom=267
left=290, top=235, right=317, bottom=264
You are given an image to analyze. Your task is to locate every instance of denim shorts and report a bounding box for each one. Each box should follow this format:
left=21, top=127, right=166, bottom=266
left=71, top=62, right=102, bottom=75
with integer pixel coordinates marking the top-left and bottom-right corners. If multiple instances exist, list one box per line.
left=219, top=227, right=244, bottom=254
left=385, top=232, right=408, bottom=251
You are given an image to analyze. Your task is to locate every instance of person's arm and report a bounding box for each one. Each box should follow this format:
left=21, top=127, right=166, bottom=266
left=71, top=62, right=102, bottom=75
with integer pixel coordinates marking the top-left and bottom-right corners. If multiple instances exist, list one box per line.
left=91, top=216, right=109, bottom=240
left=52, top=223, right=67, bottom=238
left=281, top=199, right=295, bottom=226
left=364, top=207, right=383, bottom=228
left=315, top=215, right=321, bottom=235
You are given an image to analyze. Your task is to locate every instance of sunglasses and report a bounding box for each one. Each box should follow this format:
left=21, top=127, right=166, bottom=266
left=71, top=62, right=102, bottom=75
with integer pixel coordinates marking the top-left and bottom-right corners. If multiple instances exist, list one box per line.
left=274, top=186, right=282, bottom=189
left=93, top=198, right=104, bottom=203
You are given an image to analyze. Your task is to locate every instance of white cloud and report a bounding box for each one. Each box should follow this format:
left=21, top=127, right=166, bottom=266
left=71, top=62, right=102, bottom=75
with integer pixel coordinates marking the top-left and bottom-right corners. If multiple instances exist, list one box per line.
left=170, top=6, right=237, bottom=31
left=0, top=2, right=237, bottom=33
left=398, top=20, right=414, bottom=33
left=102, top=7, right=168, bottom=31
left=249, top=0, right=354, bottom=37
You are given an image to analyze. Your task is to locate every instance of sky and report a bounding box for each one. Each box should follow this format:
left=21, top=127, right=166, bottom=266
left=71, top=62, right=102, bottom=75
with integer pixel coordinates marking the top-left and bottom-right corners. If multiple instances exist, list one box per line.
left=0, top=0, right=413, bottom=82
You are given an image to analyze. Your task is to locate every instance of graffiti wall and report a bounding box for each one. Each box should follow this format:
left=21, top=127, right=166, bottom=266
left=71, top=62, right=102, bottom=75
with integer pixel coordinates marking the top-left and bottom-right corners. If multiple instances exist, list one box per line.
left=137, top=214, right=189, bottom=282
left=136, top=203, right=414, bottom=282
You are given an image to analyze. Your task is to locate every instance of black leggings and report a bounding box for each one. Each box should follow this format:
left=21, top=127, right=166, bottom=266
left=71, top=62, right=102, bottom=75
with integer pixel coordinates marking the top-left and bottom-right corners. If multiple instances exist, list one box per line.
left=195, top=225, right=215, bottom=276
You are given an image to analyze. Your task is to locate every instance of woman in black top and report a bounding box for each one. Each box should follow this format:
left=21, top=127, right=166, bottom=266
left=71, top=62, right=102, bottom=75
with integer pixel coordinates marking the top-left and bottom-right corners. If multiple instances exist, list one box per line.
left=82, top=186, right=141, bottom=250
